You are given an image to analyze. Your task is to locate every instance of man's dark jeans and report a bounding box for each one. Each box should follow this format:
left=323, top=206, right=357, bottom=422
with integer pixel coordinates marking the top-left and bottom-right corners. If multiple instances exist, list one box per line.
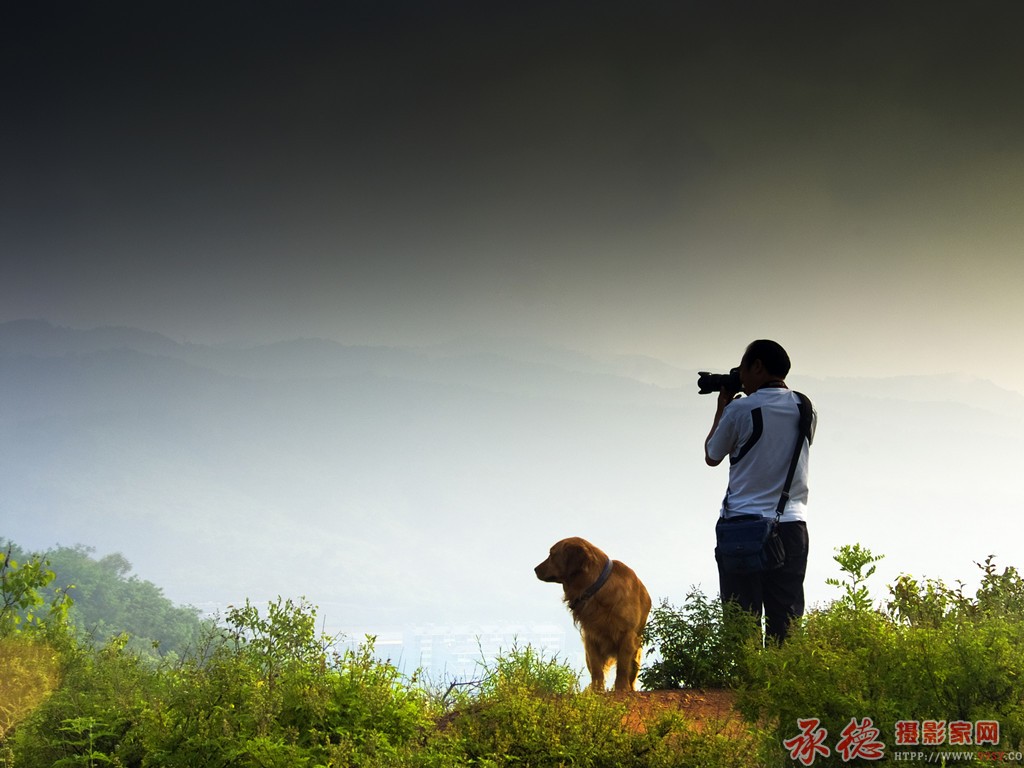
left=718, top=520, right=808, bottom=644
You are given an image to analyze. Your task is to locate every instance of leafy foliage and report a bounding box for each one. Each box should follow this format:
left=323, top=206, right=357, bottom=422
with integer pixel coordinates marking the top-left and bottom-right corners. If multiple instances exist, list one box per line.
left=1, top=544, right=72, bottom=638
left=737, top=547, right=1024, bottom=754
left=639, top=545, right=1024, bottom=760
left=6, top=535, right=1024, bottom=766
left=434, top=643, right=758, bottom=768
left=825, top=543, right=885, bottom=611
left=7, top=594, right=434, bottom=768
left=476, top=641, right=581, bottom=699
left=38, top=543, right=208, bottom=658
left=0, top=636, right=62, bottom=743
left=640, top=589, right=757, bottom=690
left=2, top=579, right=759, bottom=768
left=0, top=545, right=70, bottom=743
left=8, top=631, right=158, bottom=768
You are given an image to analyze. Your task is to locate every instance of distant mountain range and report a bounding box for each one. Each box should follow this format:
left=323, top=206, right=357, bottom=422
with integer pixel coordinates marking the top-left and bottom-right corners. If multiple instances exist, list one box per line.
left=3, top=319, right=1023, bottom=635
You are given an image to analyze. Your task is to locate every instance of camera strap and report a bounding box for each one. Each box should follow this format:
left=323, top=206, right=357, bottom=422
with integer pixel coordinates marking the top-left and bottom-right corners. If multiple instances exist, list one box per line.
left=775, top=392, right=812, bottom=521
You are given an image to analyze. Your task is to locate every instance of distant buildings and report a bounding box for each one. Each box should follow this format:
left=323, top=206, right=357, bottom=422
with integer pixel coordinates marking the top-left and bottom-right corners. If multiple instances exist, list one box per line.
left=337, top=622, right=584, bottom=683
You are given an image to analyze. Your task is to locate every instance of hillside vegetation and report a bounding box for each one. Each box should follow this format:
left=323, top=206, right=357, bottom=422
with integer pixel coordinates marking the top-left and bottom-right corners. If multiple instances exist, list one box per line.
left=3, top=538, right=1024, bottom=767
left=2, top=541, right=207, bottom=661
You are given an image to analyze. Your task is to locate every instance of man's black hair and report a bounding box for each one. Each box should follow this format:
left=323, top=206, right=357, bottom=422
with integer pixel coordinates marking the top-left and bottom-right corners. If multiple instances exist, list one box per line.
left=742, top=339, right=791, bottom=378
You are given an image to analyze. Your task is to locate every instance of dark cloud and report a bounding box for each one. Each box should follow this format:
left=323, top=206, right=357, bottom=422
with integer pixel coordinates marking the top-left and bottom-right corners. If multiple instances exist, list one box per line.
left=4, top=2, right=1024, bottom=376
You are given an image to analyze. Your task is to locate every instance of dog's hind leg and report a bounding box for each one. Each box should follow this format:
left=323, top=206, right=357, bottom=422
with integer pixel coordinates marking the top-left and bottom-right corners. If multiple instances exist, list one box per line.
left=613, top=636, right=643, bottom=691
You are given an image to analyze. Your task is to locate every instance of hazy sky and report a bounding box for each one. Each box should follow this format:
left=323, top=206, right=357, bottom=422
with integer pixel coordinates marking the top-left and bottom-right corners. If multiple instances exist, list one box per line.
left=5, top=1, right=1024, bottom=387
left=5, top=4, right=1024, bottom=674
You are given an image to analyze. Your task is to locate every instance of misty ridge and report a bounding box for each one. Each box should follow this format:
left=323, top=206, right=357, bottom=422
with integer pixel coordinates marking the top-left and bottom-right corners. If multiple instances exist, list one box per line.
left=3, top=319, right=1023, bottom=641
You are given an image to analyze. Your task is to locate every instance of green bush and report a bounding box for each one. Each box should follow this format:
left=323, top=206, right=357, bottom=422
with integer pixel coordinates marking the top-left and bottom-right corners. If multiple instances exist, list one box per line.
left=7, top=597, right=434, bottom=768
left=1, top=544, right=72, bottom=640
left=8, top=633, right=160, bottom=768
left=0, top=635, right=62, bottom=743
left=10, top=534, right=1024, bottom=767
left=141, top=597, right=433, bottom=768
left=478, top=641, right=581, bottom=698
left=638, top=545, right=1024, bottom=761
left=433, top=646, right=642, bottom=767
left=0, top=545, right=75, bottom=752
left=430, top=643, right=762, bottom=768
left=640, top=589, right=757, bottom=690
left=737, top=547, right=1024, bottom=756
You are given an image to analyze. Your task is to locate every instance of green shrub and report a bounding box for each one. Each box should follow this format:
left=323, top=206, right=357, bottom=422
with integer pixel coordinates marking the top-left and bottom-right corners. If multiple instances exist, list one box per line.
left=6, top=596, right=434, bottom=768
left=12, top=536, right=1024, bottom=767
left=737, top=602, right=906, bottom=739
left=427, top=643, right=761, bottom=768
left=886, top=556, right=1024, bottom=746
left=0, top=635, right=62, bottom=742
left=432, top=645, right=630, bottom=767
left=1, top=544, right=72, bottom=640
left=8, top=633, right=159, bottom=768
left=640, top=589, right=758, bottom=690
left=0, top=545, right=77, bottom=758
left=737, top=547, right=1024, bottom=756
left=141, top=598, right=432, bottom=768
left=824, top=543, right=885, bottom=612
left=479, top=641, right=581, bottom=698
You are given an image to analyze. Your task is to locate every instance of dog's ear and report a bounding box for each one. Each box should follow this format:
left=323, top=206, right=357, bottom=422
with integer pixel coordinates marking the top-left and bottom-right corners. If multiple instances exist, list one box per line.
left=561, top=541, right=589, bottom=578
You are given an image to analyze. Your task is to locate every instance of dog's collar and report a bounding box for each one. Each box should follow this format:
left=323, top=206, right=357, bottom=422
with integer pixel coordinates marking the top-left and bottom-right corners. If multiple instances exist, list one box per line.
left=569, top=558, right=613, bottom=612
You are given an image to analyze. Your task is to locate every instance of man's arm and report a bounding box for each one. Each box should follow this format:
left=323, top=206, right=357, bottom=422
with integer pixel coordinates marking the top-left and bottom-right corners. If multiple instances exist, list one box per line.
left=705, top=389, right=739, bottom=466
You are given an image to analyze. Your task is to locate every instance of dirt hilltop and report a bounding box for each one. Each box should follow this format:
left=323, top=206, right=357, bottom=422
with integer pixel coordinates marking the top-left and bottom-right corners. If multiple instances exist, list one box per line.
left=615, top=689, right=743, bottom=734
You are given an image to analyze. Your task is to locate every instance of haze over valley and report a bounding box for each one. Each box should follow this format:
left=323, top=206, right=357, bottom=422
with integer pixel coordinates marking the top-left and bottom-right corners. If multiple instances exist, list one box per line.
left=5, top=319, right=1023, bottom=672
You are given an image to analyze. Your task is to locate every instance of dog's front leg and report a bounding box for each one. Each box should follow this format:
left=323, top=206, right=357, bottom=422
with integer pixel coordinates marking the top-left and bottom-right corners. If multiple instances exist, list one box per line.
left=584, top=638, right=609, bottom=692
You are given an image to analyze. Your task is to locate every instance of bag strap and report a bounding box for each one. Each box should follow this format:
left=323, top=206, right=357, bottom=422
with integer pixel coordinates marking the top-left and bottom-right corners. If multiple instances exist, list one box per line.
left=775, top=392, right=812, bottom=520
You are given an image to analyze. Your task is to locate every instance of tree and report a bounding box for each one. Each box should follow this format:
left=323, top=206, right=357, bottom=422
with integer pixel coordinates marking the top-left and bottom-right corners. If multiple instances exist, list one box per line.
left=0, top=543, right=70, bottom=740
left=38, top=543, right=208, bottom=658
left=0, top=542, right=71, bottom=637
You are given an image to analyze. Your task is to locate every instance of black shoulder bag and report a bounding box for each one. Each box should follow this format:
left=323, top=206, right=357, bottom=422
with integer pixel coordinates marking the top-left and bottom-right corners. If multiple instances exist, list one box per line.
left=714, top=393, right=812, bottom=574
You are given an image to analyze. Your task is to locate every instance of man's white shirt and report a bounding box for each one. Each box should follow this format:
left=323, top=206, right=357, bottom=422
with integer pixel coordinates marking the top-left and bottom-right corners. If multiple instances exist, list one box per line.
left=706, top=387, right=813, bottom=522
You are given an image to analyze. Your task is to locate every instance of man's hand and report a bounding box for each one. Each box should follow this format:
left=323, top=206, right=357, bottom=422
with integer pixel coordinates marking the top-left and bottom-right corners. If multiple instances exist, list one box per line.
left=718, top=388, right=741, bottom=411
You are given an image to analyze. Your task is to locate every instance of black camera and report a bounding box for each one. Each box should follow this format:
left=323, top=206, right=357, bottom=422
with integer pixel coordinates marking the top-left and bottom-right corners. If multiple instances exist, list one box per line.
left=697, top=367, right=741, bottom=395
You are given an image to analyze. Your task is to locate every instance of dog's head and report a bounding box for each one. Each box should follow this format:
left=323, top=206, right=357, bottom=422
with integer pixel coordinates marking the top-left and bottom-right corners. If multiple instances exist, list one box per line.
left=534, top=537, right=598, bottom=584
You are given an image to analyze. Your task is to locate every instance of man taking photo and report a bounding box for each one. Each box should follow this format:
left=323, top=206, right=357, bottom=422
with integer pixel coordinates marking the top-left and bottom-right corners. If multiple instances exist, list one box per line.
left=704, top=339, right=816, bottom=644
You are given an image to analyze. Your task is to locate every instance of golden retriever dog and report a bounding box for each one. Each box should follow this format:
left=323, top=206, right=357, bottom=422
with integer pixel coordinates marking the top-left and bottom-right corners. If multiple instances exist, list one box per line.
left=535, top=537, right=652, bottom=691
